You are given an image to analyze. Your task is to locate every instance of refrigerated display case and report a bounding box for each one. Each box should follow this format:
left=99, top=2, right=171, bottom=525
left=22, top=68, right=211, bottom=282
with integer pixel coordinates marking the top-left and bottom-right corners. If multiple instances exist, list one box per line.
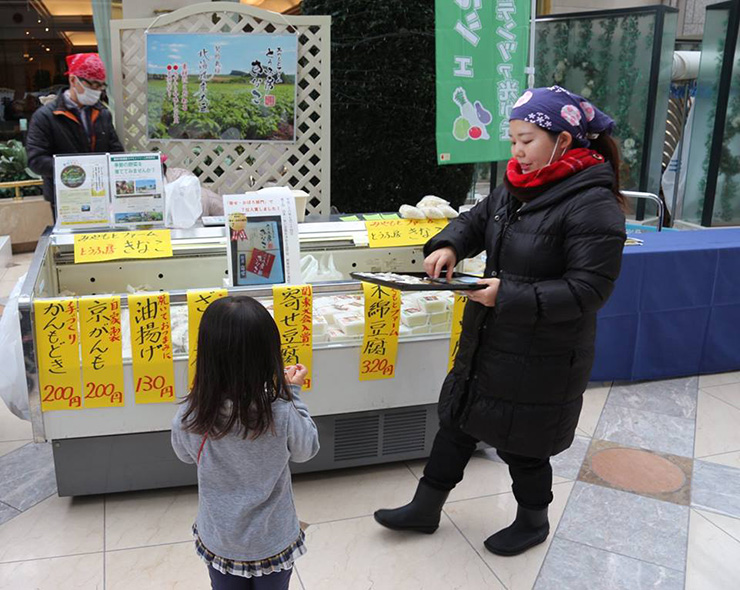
left=18, top=222, right=458, bottom=495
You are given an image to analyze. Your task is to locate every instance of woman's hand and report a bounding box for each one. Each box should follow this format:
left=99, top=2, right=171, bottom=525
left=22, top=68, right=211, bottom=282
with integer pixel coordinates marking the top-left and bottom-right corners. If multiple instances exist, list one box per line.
left=466, top=278, right=501, bottom=307
left=424, top=247, right=457, bottom=280
left=285, top=364, right=308, bottom=386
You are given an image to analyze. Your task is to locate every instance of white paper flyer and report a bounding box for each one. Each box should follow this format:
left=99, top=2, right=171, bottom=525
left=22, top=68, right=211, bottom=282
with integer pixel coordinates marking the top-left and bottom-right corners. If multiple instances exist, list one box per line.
left=109, top=153, right=165, bottom=227
left=223, top=188, right=301, bottom=287
left=54, top=154, right=111, bottom=228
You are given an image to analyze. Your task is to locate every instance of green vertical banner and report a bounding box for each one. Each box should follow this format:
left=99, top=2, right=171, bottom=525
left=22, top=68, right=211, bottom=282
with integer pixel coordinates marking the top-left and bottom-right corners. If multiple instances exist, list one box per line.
left=436, top=0, right=531, bottom=165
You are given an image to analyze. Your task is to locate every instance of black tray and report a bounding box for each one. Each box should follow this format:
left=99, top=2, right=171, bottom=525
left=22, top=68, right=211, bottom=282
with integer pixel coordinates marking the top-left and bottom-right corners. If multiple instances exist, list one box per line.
left=350, top=271, right=486, bottom=291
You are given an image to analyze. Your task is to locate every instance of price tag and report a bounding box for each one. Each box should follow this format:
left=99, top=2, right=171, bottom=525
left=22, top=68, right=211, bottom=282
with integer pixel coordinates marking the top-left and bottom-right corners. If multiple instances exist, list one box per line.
left=129, top=293, right=175, bottom=404
left=359, top=282, right=401, bottom=381
left=448, top=294, right=467, bottom=372
left=273, top=285, right=313, bottom=391
left=79, top=296, right=125, bottom=408
left=34, top=299, right=83, bottom=411
left=365, top=219, right=447, bottom=248
left=74, top=229, right=172, bottom=263
left=186, top=289, right=227, bottom=389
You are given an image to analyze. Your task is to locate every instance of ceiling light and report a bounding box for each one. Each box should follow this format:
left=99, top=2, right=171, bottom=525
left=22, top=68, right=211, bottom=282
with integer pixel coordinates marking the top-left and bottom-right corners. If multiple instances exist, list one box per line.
left=30, top=57, right=34, bottom=61
left=25, top=31, right=29, bottom=35
left=45, top=27, right=49, bottom=32
left=45, top=47, right=50, bottom=52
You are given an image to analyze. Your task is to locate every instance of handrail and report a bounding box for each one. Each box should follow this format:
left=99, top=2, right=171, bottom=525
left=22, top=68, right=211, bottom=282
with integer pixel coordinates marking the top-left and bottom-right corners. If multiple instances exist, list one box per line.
left=620, top=190, right=664, bottom=232
left=0, top=179, right=43, bottom=200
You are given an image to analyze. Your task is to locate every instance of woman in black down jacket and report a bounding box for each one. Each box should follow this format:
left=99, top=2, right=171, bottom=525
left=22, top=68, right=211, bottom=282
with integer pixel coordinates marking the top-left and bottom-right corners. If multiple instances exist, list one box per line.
left=375, top=87, right=626, bottom=556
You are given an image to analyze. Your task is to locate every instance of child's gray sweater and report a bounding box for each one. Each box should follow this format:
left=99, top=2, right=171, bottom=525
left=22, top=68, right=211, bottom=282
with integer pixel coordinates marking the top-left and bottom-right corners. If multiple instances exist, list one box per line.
left=171, top=385, right=319, bottom=561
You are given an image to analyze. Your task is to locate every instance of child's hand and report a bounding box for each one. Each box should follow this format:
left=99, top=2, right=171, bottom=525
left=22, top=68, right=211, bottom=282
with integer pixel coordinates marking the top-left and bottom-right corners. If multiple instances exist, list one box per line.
left=285, top=364, right=308, bottom=386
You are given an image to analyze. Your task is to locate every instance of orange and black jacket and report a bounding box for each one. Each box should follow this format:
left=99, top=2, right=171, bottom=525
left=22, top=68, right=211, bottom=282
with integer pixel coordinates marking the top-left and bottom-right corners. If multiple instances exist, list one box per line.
left=26, top=89, right=124, bottom=203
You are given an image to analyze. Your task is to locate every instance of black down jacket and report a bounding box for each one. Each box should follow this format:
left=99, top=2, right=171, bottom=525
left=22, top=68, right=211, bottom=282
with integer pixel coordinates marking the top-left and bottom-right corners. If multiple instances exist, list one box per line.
left=425, top=163, right=626, bottom=459
left=26, top=90, right=124, bottom=203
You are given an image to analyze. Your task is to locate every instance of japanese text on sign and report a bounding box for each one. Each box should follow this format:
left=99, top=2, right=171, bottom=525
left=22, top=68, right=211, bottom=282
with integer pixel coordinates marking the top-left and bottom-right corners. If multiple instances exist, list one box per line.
left=273, top=285, right=313, bottom=391
left=366, top=219, right=448, bottom=248
left=448, top=293, right=468, bottom=372
left=74, top=230, right=173, bottom=264
left=35, top=299, right=83, bottom=411
left=359, top=282, right=401, bottom=381
left=129, top=293, right=176, bottom=404
left=495, top=0, right=520, bottom=140
left=186, top=289, right=227, bottom=388
left=79, top=296, right=125, bottom=408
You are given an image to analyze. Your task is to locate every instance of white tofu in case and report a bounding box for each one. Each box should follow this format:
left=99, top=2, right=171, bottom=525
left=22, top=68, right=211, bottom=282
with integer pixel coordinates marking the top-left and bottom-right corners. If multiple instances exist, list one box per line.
left=334, top=311, right=365, bottom=336
left=401, top=306, right=428, bottom=328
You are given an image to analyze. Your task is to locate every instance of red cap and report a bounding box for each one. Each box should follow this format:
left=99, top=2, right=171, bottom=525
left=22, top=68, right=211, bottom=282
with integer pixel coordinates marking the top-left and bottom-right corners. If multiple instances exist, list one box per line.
left=65, top=53, right=106, bottom=81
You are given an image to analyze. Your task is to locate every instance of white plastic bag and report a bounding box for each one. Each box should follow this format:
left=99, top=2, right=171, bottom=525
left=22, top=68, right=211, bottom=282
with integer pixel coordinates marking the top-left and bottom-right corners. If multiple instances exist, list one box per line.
left=165, top=175, right=203, bottom=229
left=300, top=254, right=343, bottom=282
left=0, top=275, right=30, bottom=421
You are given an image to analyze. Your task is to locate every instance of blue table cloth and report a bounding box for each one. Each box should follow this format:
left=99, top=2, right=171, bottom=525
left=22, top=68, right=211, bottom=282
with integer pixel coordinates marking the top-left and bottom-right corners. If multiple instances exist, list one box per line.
left=592, top=229, right=740, bottom=381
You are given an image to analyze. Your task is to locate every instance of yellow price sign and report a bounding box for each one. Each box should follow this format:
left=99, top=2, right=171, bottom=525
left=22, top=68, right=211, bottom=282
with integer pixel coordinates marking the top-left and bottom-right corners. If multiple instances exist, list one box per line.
left=186, top=289, right=228, bottom=389
left=448, top=294, right=467, bottom=372
left=273, top=285, right=313, bottom=391
left=359, top=282, right=401, bottom=381
left=74, top=229, right=172, bottom=263
left=365, top=219, right=447, bottom=248
left=34, top=299, right=83, bottom=411
left=128, top=293, right=176, bottom=404
left=79, top=296, right=125, bottom=408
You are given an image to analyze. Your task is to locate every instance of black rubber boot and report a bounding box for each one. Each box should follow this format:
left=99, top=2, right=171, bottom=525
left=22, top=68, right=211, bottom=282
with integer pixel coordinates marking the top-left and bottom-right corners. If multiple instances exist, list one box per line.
left=373, top=481, right=449, bottom=534
left=483, top=505, right=550, bottom=556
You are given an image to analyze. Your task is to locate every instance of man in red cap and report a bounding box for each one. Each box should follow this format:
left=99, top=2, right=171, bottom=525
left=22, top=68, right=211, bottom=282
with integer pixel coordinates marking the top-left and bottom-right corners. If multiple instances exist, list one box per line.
left=27, top=53, right=124, bottom=217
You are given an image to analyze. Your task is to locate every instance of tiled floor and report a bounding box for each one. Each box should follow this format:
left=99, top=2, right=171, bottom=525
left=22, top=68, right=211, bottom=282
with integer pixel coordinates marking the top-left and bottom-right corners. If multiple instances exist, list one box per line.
left=2, top=253, right=740, bottom=589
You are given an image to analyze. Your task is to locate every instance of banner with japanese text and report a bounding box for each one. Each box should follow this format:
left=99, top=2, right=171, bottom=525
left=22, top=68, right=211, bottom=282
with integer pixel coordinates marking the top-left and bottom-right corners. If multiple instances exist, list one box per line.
left=79, top=296, right=125, bottom=408
left=436, top=0, right=531, bottom=164
left=129, top=293, right=176, bottom=404
left=187, top=289, right=228, bottom=388
left=273, top=285, right=313, bottom=391
left=448, top=293, right=467, bottom=371
left=359, top=282, right=401, bottom=381
left=34, top=299, right=83, bottom=411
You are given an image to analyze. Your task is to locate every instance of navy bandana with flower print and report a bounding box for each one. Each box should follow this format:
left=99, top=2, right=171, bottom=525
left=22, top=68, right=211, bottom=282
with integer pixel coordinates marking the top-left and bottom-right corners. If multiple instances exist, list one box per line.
left=509, top=85, right=615, bottom=147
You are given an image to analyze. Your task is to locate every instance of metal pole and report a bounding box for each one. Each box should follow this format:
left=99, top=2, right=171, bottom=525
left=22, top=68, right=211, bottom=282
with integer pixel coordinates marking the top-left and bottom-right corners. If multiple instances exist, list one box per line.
left=527, top=0, right=537, bottom=88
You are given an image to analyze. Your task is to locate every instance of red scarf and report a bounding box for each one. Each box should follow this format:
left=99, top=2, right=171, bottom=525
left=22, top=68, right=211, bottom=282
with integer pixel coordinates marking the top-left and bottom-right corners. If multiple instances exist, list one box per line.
left=506, top=148, right=605, bottom=189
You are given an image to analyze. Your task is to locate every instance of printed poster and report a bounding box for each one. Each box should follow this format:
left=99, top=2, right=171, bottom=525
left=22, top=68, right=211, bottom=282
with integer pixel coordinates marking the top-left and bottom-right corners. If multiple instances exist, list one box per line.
left=435, top=0, right=530, bottom=164
left=146, top=33, right=298, bottom=142
left=54, top=154, right=110, bottom=228
left=223, top=188, right=301, bottom=287
left=109, top=153, right=165, bottom=226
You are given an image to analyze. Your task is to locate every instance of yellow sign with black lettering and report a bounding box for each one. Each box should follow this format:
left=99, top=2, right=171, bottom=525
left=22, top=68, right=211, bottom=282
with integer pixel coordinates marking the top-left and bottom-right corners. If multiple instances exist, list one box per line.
left=448, top=294, right=467, bottom=372
left=359, top=282, right=401, bottom=381
left=365, top=219, right=447, bottom=248
left=187, top=289, right=228, bottom=388
left=129, top=293, right=175, bottom=404
left=35, top=298, right=83, bottom=411
left=74, top=230, right=172, bottom=263
left=273, top=285, right=313, bottom=391
left=79, top=296, right=125, bottom=408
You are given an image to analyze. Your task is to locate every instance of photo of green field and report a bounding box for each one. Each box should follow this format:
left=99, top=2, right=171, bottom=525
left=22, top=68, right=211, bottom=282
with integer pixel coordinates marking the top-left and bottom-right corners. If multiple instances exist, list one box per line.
left=146, top=33, right=297, bottom=142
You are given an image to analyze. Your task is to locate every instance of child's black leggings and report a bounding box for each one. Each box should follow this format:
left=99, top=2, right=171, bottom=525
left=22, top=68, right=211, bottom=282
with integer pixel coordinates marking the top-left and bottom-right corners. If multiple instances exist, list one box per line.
left=208, top=566, right=292, bottom=590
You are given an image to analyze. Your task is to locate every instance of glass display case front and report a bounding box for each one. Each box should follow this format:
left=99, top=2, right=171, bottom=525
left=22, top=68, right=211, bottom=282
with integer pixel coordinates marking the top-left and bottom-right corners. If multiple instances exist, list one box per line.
left=17, top=224, right=461, bottom=495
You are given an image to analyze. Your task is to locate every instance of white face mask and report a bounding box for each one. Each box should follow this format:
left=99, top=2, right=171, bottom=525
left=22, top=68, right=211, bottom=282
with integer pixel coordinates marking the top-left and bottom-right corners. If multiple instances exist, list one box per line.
left=76, top=86, right=102, bottom=106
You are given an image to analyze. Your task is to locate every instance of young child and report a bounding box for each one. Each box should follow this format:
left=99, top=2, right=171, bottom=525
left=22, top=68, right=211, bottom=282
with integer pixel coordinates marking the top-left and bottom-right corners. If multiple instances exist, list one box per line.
left=171, top=295, right=319, bottom=590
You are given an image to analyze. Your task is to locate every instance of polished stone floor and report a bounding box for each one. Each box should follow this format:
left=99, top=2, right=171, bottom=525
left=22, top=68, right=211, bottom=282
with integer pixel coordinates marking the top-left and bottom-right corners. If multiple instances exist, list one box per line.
left=2, top=254, right=740, bottom=589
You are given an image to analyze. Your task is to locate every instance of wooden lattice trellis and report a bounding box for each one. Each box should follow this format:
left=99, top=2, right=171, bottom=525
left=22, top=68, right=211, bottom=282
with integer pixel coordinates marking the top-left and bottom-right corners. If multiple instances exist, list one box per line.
left=111, top=2, right=331, bottom=216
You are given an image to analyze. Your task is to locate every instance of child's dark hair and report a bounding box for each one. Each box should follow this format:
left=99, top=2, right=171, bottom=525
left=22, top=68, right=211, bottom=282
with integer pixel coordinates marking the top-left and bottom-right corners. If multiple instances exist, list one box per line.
left=182, top=296, right=291, bottom=440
